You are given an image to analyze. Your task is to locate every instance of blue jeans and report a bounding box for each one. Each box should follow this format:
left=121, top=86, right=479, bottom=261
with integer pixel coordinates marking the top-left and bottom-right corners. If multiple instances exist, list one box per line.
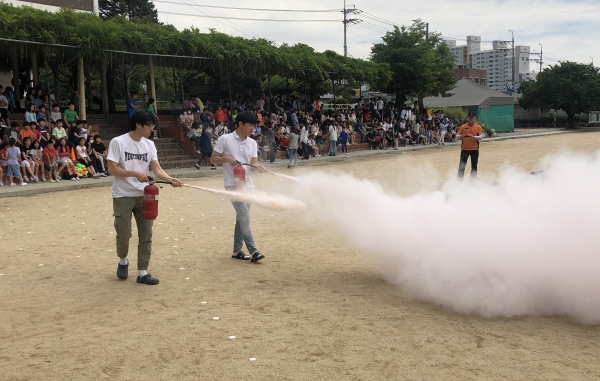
left=189, top=136, right=201, bottom=150
left=225, top=186, right=257, bottom=254
left=289, top=148, right=297, bottom=165
left=329, top=140, right=337, bottom=155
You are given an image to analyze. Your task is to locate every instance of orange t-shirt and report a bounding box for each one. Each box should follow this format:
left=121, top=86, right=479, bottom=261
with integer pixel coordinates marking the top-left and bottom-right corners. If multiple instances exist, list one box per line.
left=457, top=123, right=483, bottom=151
left=19, top=129, right=34, bottom=141
left=214, top=109, right=226, bottom=122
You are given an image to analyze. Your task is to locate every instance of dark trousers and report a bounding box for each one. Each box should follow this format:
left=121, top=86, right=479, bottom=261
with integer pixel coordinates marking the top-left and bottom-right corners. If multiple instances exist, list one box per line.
left=457, top=150, right=479, bottom=180
left=268, top=142, right=277, bottom=163
left=301, top=141, right=312, bottom=159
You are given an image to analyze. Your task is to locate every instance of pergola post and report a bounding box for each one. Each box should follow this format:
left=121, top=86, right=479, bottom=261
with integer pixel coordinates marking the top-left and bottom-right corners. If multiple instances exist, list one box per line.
left=78, top=57, right=86, bottom=119
left=148, top=56, right=157, bottom=112
left=31, top=50, right=39, bottom=87
left=101, top=59, right=109, bottom=114
left=11, top=56, right=21, bottom=106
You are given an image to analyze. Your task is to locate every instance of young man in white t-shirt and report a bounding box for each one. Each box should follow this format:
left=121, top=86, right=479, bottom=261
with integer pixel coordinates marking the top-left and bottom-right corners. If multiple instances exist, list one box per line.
left=107, top=109, right=182, bottom=285
left=211, top=111, right=267, bottom=263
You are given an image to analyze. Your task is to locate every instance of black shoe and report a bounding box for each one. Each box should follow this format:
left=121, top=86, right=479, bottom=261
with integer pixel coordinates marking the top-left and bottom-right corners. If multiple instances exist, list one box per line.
left=117, top=261, right=128, bottom=279
left=251, top=251, right=265, bottom=263
left=136, top=273, right=159, bottom=285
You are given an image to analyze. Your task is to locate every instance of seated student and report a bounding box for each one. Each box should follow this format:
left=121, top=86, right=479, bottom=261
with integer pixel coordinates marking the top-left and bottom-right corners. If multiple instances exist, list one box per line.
left=19, top=137, right=38, bottom=182
left=308, top=134, right=320, bottom=157
left=50, top=104, right=62, bottom=125
left=384, top=129, right=394, bottom=149
left=75, top=137, right=100, bottom=178
left=79, top=120, right=89, bottom=141
left=37, top=119, right=49, bottom=148
left=366, top=128, right=377, bottom=150
left=19, top=122, right=35, bottom=144
left=398, top=131, right=409, bottom=147
left=29, top=139, right=45, bottom=182
left=25, top=104, right=38, bottom=125
left=85, top=135, right=105, bottom=176
left=42, top=139, right=61, bottom=182
left=0, top=141, right=7, bottom=185
left=56, top=137, right=77, bottom=180
left=9, top=122, right=19, bottom=142
left=91, top=135, right=108, bottom=174
left=52, top=120, right=69, bottom=146
left=37, top=105, right=49, bottom=122
left=68, top=121, right=82, bottom=147
left=187, top=121, right=202, bottom=153
left=256, top=135, right=268, bottom=162
left=62, top=102, right=79, bottom=126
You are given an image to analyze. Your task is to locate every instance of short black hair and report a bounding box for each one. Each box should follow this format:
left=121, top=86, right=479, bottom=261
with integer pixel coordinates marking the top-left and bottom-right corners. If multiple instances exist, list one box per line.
left=9, top=137, right=16, bottom=146
left=81, top=120, right=87, bottom=124
left=68, top=102, right=74, bottom=106
left=23, top=121, right=30, bottom=126
left=131, top=92, right=138, bottom=97
left=37, top=118, right=46, bottom=123
left=76, top=120, right=83, bottom=126
left=148, top=98, right=155, bottom=104
left=94, top=135, right=101, bottom=140
left=129, top=109, right=157, bottom=131
left=236, top=111, right=258, bottom=127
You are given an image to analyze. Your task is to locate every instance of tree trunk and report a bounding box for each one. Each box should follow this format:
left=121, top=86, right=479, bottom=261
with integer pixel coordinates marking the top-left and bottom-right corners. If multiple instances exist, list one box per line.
left=395, top=91, right=406, bottom=110
left=567, top=112, right=576, bottom=129
left=12, top=56, right=21, bottom=110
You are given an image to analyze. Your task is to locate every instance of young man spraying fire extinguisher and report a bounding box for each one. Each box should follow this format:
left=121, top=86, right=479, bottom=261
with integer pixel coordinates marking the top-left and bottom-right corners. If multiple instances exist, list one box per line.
left=211, top=111, right=266, bottom=263
left=107, top=109, right=182, bottom=285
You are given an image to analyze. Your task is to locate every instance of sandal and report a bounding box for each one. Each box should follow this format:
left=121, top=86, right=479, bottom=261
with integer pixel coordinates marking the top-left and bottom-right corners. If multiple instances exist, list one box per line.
left=117, top=261, right=128, bottom=279
left=136, top=273, right=159, bottom=285
left=232, top=251, right=250, bottom=260
left=251, top=251, right=265, bottom=263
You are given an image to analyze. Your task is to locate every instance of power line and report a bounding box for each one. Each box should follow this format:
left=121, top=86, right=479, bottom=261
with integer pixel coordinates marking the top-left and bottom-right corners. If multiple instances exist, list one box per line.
left=153, top=1, right=341, bottom=12
left=158, top=11, right=342, bottom=22
left=171, top=0, right=259, bottom=38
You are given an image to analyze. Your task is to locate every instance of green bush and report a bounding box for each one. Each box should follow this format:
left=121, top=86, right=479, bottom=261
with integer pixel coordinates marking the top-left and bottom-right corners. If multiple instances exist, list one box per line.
left=481, top=124, right=494, bottom=137
left=436, top=107, right=468, bottom=121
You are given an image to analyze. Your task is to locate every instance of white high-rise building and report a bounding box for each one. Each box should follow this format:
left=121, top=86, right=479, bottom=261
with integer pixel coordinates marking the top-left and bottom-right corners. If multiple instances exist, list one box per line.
left=445, top=37, right=532, bottom=94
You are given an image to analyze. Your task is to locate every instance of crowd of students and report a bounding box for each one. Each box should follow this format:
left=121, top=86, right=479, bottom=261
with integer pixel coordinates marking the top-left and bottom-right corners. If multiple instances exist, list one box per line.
left=179, top=94, right=460, bottom=169
left=0, top=86, right=109, bottom=187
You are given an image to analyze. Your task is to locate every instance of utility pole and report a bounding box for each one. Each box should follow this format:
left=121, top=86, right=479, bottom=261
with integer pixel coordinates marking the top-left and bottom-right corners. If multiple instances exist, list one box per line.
left=509, top=30, right=515, bottom=92
left=342, top=0, right=361, bottom=57
left=530, top=44, right=543, bottom=74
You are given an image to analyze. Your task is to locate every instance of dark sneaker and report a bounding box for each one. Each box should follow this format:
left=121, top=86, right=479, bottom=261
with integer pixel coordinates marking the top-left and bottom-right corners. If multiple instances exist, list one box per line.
left=136, top=273, right=159, bottom=285
left=117, top=262, right=129, bottom=279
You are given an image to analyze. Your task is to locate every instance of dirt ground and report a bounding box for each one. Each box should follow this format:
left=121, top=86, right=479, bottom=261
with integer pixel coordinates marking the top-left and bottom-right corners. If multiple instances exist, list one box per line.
left=1, top=132, right=600, bottom=381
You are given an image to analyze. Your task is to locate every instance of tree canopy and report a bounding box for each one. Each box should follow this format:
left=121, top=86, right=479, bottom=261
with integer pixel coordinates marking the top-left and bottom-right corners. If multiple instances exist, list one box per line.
left=0, top=3, right=389, bottom=102
left=99, top=0, right=159, bottom=23
left=519, top=61, right=600, bottom=128
left=371, top=20, right=456, bottom=109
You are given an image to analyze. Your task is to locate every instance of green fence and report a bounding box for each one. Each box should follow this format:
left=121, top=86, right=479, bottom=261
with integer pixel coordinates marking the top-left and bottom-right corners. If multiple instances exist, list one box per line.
left=478, top=104, right=515, bottom=133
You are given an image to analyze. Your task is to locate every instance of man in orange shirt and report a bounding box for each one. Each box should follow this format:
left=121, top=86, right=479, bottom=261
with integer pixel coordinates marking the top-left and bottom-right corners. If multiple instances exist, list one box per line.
left=456, top=111, right=484, bottom=180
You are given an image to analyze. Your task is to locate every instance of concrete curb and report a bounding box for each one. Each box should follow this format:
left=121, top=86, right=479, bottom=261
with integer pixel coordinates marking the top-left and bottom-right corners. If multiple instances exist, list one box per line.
left=0, top=128, right=585, bottom=198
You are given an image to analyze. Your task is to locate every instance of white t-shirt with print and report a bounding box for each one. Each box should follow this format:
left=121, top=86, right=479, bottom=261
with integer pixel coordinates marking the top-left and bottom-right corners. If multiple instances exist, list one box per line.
left=214, top=131, right=258, bottom=188
left=75, top=145, right=88, bottom=159
left=107, top=133, right=158, bottom=197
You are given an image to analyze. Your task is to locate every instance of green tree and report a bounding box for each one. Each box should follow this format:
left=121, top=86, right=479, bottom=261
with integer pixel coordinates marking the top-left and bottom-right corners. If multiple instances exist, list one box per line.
left=519, top=61, right=600, bottom=129
left=371, top=20, right=456, bottom=110
left=99, top=0, right=158, bottom=22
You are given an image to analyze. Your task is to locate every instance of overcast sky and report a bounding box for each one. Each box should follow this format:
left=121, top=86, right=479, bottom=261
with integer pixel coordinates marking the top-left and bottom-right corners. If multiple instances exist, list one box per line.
left=154, top=0, right=598, bottom=71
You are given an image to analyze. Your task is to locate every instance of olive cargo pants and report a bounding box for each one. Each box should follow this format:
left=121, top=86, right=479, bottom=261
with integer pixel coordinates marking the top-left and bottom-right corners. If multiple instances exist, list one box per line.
left=113, top=197, right=153, bottom=270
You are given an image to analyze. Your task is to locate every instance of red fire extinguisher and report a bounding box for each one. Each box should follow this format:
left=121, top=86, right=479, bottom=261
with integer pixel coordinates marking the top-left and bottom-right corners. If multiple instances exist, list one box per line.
left=143, top=178, right=160, bottom=220
left=233, top=163, right=246, bottom=192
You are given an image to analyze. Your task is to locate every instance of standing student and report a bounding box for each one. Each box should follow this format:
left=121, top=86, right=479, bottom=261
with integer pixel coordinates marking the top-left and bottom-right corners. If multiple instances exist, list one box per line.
left=107, top=109, right=182, bottom=285
left=328, top=124, right=337, bottom=156
left=210, top=111, right=266, bottom=263
left=127, top=92, right=138, bottom=119
left=6, top=138, right=27, bottom=186
left=287, top=127, right=298, bottom=168
left=456, top=112, right=484, bottom=180
left=340, top=126, right=349, bottom=154
left=147, top=98, right=160, bottom=139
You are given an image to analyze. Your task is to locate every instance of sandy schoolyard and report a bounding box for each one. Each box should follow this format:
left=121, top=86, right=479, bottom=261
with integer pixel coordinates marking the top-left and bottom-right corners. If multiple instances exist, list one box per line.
left=1, top=132, right=599, bottom=380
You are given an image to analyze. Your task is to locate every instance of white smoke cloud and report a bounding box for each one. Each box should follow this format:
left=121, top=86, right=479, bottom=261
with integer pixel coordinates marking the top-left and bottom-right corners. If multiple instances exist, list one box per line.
left=289, top=152, right=600, bottom=324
